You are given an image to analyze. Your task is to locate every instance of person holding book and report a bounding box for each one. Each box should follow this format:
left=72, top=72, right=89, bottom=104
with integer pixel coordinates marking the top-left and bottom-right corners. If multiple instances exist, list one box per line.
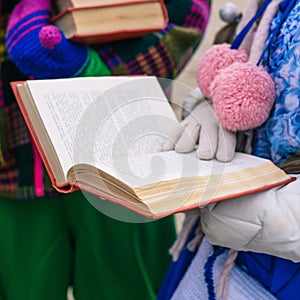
left=0, top=0, right=211, bottom=299
left=160, top=0, right=300, bottom=299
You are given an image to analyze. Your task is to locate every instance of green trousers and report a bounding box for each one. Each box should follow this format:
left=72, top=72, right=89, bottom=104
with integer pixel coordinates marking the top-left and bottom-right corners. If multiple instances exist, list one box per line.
left=0, top=192, right=176, bottom=300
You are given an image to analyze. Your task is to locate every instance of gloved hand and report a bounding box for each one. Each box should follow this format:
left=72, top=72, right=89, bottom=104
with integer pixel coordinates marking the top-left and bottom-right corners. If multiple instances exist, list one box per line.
left=164, top=88, right=237, bottom=162
left=5, top=0, right=111, bottom=79
left=200, top=174, right=300, bottom=262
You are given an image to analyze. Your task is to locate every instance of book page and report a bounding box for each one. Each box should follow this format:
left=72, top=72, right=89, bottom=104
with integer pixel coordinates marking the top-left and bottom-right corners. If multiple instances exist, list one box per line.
left=101, top=150, right=276, bottom=188
left=26, top=76, right=179, bottom=178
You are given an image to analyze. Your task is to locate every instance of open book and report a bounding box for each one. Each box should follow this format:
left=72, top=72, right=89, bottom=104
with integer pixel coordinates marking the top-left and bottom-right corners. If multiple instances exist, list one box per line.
left=11, top=76, right=293, bottom=219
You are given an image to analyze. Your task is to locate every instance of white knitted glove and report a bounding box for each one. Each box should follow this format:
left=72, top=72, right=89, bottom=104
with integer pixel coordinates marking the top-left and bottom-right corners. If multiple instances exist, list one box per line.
left=164, top=88, right=236, bottom=162
left=200, top=174, right=300, bottom=262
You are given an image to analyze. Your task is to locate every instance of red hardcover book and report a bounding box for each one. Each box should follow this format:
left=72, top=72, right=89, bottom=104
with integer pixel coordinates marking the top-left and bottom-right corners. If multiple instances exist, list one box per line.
left=51, top=0, right=168, bottom=44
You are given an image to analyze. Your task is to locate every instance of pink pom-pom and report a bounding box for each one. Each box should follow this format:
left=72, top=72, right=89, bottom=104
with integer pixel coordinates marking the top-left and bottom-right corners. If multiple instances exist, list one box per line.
left=210, top=62, right=275, bottom=131
left=196, top=44, right=248, bottom=98
left=39, top=26, right=62, bottom=49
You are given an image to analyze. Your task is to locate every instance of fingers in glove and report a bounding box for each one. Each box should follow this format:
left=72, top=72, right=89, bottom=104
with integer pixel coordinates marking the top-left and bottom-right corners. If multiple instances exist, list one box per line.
left=216, top=127, right=236, bottom=162
left=163, top=124, right=185, bottom=151
left=175, top=122, right=200, bottom=153
left=196, top=122, right=218, bottom=160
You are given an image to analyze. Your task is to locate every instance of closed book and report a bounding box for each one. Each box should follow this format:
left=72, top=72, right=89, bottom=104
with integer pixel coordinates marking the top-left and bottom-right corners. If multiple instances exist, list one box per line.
left=51, top=0, right=168, bottom=44
left=54, top=0, right=148, bottom=13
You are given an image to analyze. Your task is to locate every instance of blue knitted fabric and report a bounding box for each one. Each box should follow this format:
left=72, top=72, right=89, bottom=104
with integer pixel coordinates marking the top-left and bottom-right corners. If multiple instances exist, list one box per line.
left=171, top=238, right=277, bottom=300
left=5, top=0, right=90, bottom=79
left=252, top=0, right=300, bottom=164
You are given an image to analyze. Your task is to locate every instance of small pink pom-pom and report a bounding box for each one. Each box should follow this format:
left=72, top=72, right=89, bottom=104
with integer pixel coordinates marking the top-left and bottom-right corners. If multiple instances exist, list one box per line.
left=39, top=25, right=62, bottom=49
left=210, top=62, right=275, bottom=131
left=197, top=44, right=248, bottom=98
